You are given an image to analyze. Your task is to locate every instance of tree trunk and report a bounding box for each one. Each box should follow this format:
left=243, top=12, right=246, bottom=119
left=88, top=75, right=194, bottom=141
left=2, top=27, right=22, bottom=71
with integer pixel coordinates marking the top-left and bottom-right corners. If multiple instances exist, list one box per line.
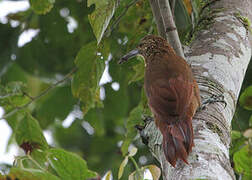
left=142, top=0, right=252, bottom=179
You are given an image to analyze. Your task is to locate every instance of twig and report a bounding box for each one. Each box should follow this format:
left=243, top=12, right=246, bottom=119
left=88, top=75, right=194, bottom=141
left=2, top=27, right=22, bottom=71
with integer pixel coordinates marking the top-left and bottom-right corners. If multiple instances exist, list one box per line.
left=158, top=0, right=184, bottom=58
left=23, top=91, right=34, bottom=100
left=105, top=0, right=139, bottom=36
left=1, top=67, right=78, bottom=120
left=148, top=0, right=166, bottom=38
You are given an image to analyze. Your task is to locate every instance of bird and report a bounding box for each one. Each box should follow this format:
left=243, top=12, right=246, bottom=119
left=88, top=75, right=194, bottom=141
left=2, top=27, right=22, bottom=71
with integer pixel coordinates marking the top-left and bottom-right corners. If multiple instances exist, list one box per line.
left=118, top=35, right=201, bottom=167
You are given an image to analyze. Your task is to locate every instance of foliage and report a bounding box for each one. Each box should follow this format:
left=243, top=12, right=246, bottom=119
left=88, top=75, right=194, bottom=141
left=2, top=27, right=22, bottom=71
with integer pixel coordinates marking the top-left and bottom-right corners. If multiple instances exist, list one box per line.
left=231, top=59, right=252, bottom=179
left=0, top=0, right=251, bottom=179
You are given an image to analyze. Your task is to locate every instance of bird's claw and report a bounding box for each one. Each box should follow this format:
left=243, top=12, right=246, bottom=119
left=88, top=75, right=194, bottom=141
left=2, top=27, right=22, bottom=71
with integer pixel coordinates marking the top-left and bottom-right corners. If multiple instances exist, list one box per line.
left=200, top=94, right=227, bottom=110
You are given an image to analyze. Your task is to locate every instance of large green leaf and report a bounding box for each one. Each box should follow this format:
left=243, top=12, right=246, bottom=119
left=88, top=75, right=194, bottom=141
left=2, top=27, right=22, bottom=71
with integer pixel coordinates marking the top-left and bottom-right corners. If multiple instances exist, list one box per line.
left=85, top=108, right=105, bottom=136
left=15, top=112, right=48, bottom=152
left=6, top=167, right=60, bottom=180
left=128, top=57, right=145, bottom=84
left=233, top=145, right=252, bottom=179
left=34, top=86, right=76, bottom=129
left=87, top=0, right=115, bottom=44
left=47, top=148, right=97, bottom=180
left=29, top=0, right=55, bottom=14
left=121, top=105, right=142, bottom=156
left=71, top=41, right=106, bottom=115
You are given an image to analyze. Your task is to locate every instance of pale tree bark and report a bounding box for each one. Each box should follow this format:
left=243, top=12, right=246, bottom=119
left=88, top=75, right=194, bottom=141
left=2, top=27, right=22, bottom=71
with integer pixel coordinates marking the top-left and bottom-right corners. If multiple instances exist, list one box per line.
left=141, top=0, right=252, bottom=179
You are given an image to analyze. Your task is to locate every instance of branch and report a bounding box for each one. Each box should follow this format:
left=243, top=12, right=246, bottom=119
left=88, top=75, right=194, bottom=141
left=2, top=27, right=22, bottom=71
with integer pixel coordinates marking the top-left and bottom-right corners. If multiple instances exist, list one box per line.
left=1, top=67, right=78, bottom=120
left=141, top=0, right=252, bottom=179
left=148, top=0, right=166, bottom=38
left=158, top=0, right=184, bottom=58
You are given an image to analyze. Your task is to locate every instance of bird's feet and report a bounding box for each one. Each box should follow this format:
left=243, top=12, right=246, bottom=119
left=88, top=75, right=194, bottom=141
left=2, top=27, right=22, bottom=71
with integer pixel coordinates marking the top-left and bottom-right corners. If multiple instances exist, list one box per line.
left=200, top=94, right=227, bottom=111
left=135, top=115, right=153, bottom=145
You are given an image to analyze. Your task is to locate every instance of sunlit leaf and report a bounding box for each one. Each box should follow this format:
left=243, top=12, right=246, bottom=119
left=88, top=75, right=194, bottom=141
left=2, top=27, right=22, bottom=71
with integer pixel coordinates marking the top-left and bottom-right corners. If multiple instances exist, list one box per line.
left=145, top=165, right=161, bottom=180
left=183, top=0, right=192, bottom=15
left=71, top=42, right=105, bottom=115
left=47, top=148, right=97, bottom=180
left=118, top=156, right=128, bottom=179
left=6, top=167, right=60, bottom=180
left=104, top=171, right=112, bottom=180
left=128, top=146, right=138, bottom=157
left=87, top=0, right=115, bottom=44
left=29, top=0, right=55, bottom=14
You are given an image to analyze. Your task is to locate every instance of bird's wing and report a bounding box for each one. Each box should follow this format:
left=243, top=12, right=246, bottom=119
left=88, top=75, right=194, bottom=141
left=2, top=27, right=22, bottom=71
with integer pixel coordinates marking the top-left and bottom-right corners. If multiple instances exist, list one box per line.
left=147, top=76, right=194, bottom=119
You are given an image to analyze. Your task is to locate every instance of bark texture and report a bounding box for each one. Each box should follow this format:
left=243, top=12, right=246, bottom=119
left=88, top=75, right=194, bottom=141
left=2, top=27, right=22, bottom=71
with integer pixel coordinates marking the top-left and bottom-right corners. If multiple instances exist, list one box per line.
left=141, top=0, right=252, bottom=179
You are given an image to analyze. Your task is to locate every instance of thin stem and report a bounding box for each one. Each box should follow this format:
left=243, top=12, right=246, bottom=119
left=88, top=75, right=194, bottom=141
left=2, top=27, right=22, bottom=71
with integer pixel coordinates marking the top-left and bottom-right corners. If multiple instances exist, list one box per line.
left=129, top=156, right=143, bottom=180
left=1, top=67, right=78, bottom=120
left=23, top=91, right=34, bottom=100
left=27, top=154, right=47, bottom=172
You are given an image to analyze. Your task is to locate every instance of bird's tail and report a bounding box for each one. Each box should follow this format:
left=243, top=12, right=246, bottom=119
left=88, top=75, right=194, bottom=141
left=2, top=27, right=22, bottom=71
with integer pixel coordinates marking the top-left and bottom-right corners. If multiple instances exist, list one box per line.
left=160, top=119, right=194, bottom=167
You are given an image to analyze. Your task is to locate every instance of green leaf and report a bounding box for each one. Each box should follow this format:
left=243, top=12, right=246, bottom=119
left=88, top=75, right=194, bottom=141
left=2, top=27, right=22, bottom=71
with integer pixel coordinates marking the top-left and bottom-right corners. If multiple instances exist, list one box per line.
left=118, top=156, right=128, bottom=179
left=128, top=58, right=145, bottom=84
left=104, top=171, right=112, bottom=180
left=121, top=87, right=150, bottom=156
left=15, top=112, right=48, bottom=152
left=35, top=86, right=76, bottom=129
left=87, top=0, right=115, bottom=44
left=29, top=0, right=55, bottom=14
left=231, top=130, right=242, bottom=140
left=47, top=148, right=97, bottom=180
left=7, top=167, right=60, bottom=180
left=85, top=108, right=105, bottom=136
left=0, top=81, right=30, bottom=113
left=71, top=42, right=105, bottom=115
left=121, top=105, right=142, bottom=156
left=239, top=85, right=252, bottom=110
left=233, top=145, right=252, bottom=178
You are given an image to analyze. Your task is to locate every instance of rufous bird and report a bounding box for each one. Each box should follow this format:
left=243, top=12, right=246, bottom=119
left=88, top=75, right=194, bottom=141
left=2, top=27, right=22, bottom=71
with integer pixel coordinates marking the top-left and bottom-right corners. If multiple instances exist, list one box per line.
left=119, top=35, right=201, bottom=167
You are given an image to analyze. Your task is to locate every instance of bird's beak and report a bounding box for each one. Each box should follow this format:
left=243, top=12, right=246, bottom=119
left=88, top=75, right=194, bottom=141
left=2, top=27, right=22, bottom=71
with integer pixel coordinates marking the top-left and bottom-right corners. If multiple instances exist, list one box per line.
left=118, top=49, right=139, bottom=64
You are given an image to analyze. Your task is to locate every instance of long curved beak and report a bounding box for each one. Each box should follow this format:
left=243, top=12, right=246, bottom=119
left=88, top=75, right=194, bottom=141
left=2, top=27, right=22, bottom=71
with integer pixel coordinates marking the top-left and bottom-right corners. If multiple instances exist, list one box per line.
left=118, top=49, right=139, bottom=64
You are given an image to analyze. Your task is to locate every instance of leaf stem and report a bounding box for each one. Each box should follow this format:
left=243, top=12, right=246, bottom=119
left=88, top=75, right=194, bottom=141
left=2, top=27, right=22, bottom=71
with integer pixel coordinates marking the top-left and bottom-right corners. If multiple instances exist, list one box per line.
left=1, top=67, right=78, bottom=120
left=27, top=154, right=47, bottom=171
left=129, top=156, right=143, bottom=180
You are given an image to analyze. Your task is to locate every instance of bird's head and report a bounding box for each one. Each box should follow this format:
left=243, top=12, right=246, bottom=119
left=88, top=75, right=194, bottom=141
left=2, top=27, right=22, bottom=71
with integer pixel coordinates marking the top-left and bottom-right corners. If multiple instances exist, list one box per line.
left=118, top=35, right=167, bottom=64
